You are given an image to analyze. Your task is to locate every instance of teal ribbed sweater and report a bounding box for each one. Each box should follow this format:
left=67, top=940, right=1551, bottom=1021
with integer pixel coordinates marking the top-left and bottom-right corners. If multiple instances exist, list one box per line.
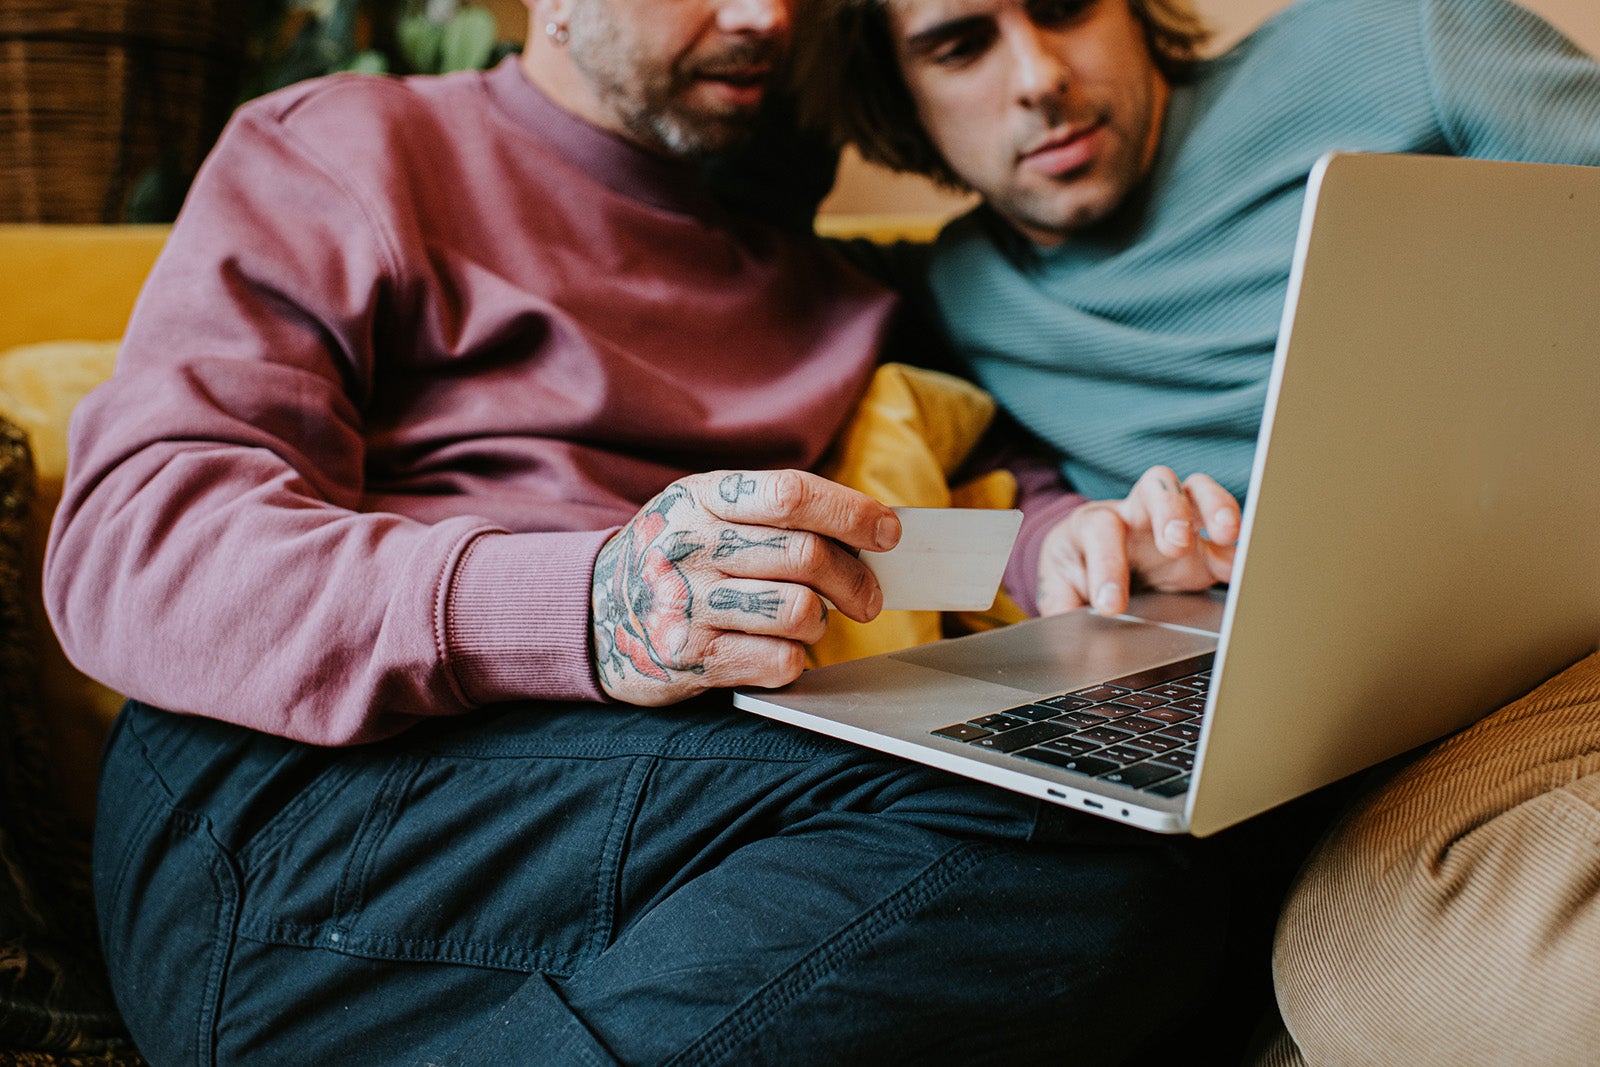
left=926, top=0, right=1600, bottom=501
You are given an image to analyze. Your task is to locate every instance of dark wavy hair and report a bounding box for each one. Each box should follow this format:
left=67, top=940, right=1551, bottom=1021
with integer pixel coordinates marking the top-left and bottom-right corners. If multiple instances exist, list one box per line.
left=797, top=0, right=1210, bottom=189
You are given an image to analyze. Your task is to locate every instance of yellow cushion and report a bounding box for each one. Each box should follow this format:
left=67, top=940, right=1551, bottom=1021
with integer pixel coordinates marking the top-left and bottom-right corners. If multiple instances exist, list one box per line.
left=808, top=362, right=1026, bottom=667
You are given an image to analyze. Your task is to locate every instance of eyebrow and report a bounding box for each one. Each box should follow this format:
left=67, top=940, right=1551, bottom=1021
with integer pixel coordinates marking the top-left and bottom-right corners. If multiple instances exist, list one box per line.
left=900, top=13, right=992, bottom=57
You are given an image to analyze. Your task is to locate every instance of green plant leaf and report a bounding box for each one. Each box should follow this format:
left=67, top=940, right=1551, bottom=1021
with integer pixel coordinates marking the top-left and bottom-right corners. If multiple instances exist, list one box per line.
left=439, top=6, right=496, bottom=72
left=343, top=49, right=390, bottom=73
left=397, top=14, right=444, bottom=73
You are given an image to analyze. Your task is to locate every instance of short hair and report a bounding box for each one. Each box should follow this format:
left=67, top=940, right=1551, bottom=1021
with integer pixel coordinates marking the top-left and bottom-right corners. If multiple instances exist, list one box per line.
left=797, top=0, right=1211, bottom=189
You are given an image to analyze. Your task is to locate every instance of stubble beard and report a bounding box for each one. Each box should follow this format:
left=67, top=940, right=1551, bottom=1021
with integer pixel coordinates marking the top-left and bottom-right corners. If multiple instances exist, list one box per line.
left=565, top=6, right=774, bottom=159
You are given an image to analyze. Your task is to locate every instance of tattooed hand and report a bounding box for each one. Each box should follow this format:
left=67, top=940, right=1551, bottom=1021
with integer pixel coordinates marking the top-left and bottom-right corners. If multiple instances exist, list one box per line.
left=1037, top=465, right=1240, bottom=617
left=590, top=470, right=900, bottom=705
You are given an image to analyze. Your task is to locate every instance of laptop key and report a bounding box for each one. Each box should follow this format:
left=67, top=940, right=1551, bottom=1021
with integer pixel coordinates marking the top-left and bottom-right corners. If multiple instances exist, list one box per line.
left=1036, top=736, right=1104, bottom=757
left=1138, top=707, right=1195, bottom=724
left=1075, top=725, right=1135, bottom=746
left=1034, top=694, right=1094, bottom=713
left=1168, top=697, right=1209, bottom=714
left=931, top=723, right=992, bottom=742
left=1112, top=716, right=1169, bottom=734
left=1050, top=711, right=1107, bottom=729
left=1100, top=743, right=1160, bottom=764
left=969, top=722, right=1075, bottom=753
left=1157, top=723, right=1202, bottom=743
left=1068, top=684, right=1131, bottom=702
left=993, top=704, right=1062, bottom=723
left=970, top=712, right=1031, bottom=732
left=1017, top=749, right=1119, bottom=777
left=1145, top=774, right=1191, bottom=798
left=1126, top=732, right=1185, bottom=753
left=1146, top=683, right=1202, bottom=700
left=1099, top=762, right=1182, bottom=789
left=1085, top=702, right=1144, bottom=719
left=1116, top=692, right=1170, bottom=710
left=1153, top=750, right=1196, bottom=771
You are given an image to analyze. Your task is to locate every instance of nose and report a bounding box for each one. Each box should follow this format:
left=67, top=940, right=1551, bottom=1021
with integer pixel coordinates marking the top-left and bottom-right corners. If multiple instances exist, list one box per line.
left=1004, top=21, right=1068, bottom=110
left=715, top=0, right=790, bottom=35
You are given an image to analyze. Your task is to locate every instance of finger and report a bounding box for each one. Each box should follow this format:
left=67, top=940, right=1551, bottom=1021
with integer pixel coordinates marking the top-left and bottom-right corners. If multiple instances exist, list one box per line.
left=1182, top=473, right=1242, bottom=547
left=713, top=524, right=883, bottom=624
left=1203, top=542, right=1238, bottom=586
left=1123, top=466, right=1195, bottom=557
left=699, top=580, right=830, bottom=645
left=1074, top=506, right=1133, bottom=616
left=694, top=469, right=899, bottom=553
left=699, top=632, right=809, bottom=692
left=1037, top=521, right=1091, bottom=616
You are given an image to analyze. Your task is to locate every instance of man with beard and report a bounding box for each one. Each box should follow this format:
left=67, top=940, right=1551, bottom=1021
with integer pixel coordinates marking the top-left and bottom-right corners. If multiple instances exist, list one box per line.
left=44, top=0, right=1242, bottom=1061
left=810, top=0, right=1600, bottom=1061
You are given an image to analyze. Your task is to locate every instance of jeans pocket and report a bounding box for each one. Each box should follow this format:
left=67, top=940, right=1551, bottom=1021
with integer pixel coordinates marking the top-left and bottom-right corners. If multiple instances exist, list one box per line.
left=320, top=751, right=654, bottom=975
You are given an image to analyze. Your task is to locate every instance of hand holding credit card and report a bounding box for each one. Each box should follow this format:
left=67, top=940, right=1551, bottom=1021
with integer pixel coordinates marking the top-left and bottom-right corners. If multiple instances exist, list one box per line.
left=860, top=507, right=1023, bottom=611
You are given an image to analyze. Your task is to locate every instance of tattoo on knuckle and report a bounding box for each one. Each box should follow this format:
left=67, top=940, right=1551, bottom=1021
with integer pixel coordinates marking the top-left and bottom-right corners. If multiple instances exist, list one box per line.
left=712, top=528, right=789, bottom=560
left=717, top=472, right=758, bottom=505
left=708, top=586, right=783, bottom=620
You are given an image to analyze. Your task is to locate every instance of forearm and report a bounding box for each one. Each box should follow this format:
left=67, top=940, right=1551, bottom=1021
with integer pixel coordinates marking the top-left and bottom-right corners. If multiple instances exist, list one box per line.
left=46, top=375, right=609, bottom=745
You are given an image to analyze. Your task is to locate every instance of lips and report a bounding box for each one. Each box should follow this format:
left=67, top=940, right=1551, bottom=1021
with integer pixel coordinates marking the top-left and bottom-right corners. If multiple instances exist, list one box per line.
left=1019, top=121, right=1106, bottom=177
left=691, top=67, right=771, bottom=110
left=696, top=64, right=772, bottom=86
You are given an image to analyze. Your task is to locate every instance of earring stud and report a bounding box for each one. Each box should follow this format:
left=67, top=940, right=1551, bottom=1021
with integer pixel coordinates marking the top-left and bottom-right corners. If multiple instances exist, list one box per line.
left=545, top=21, right=570, bottom=46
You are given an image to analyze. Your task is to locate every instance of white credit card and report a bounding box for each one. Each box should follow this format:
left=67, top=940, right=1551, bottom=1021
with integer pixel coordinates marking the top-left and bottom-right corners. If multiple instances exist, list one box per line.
left=861, top=507, right=1024, bottom=611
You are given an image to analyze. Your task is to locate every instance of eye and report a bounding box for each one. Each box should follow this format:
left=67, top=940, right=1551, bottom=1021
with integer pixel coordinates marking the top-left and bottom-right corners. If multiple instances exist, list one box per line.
left=911, top=18, right=998, bottom=68
left=1026, top=0, right=1096, bottom=29
left=929, top=28, right=993, bottom=66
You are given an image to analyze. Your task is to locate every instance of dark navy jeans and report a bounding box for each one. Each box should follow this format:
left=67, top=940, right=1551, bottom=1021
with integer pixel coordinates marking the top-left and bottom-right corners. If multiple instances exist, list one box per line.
left=94, top=696, right=1245, bottom=1065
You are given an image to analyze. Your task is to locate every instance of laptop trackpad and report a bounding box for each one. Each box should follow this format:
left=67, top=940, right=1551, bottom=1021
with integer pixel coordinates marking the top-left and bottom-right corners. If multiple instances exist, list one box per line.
left=888, top=609, right=1217, bottom=696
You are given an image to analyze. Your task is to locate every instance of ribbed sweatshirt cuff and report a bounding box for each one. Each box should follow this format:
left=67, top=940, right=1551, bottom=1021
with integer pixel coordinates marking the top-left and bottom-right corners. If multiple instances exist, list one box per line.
left=443, top=529, right=615, bottom=706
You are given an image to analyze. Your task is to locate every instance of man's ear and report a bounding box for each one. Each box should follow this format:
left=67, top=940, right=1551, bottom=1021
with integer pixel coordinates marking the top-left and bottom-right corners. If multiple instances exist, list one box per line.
left=529, top=0, right=575, bottom=33
left=523, top=0, right=576, bottom=56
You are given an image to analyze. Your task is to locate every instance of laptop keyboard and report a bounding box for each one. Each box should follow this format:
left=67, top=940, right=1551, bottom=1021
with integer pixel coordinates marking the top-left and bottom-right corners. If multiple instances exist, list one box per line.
left=929, top=652, right=1214, bottom=798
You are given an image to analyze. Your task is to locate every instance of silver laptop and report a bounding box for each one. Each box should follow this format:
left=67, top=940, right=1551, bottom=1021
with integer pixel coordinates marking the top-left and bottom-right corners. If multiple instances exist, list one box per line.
left=735, top=152, right=1600, bottom=836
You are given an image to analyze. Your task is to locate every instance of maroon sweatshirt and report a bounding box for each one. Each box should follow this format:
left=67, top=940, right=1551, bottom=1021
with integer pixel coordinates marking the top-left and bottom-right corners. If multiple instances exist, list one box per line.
left=44, top=59, right=897, bottom=744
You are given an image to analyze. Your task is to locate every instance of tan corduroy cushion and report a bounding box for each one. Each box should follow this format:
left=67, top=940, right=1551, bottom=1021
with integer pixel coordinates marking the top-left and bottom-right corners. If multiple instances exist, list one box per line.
left=1272, top=651, right=1600, bottom=1065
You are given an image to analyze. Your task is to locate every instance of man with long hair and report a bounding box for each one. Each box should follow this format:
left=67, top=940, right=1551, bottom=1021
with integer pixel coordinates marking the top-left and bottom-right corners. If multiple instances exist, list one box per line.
left=807, top=0, right=1600, bottom=1061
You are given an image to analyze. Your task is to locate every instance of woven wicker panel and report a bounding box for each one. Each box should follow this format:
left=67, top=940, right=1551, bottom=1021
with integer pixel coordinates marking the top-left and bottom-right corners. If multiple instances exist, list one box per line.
left=0, top=0, right=246, bottom=223
left=0, top=419, right=142, bottom=1061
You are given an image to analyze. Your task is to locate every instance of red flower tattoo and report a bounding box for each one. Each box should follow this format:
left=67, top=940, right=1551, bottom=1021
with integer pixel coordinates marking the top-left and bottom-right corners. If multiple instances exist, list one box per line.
left=596, top=491, right=704, bottom=685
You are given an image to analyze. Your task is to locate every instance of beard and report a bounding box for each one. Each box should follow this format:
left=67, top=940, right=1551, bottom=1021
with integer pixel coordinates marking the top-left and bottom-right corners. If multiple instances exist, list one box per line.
left=565, top=5, right=781, bottom=159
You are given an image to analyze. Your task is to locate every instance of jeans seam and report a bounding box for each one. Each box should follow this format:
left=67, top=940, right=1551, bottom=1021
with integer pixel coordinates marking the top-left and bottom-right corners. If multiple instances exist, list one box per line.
left=157, top=808, right=240, bottom=1067
left=662, top=841, right=999, bottom=1067
left=332, top=754, right=423, bottom=932
left=586, top=756, right=656, bottom=960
